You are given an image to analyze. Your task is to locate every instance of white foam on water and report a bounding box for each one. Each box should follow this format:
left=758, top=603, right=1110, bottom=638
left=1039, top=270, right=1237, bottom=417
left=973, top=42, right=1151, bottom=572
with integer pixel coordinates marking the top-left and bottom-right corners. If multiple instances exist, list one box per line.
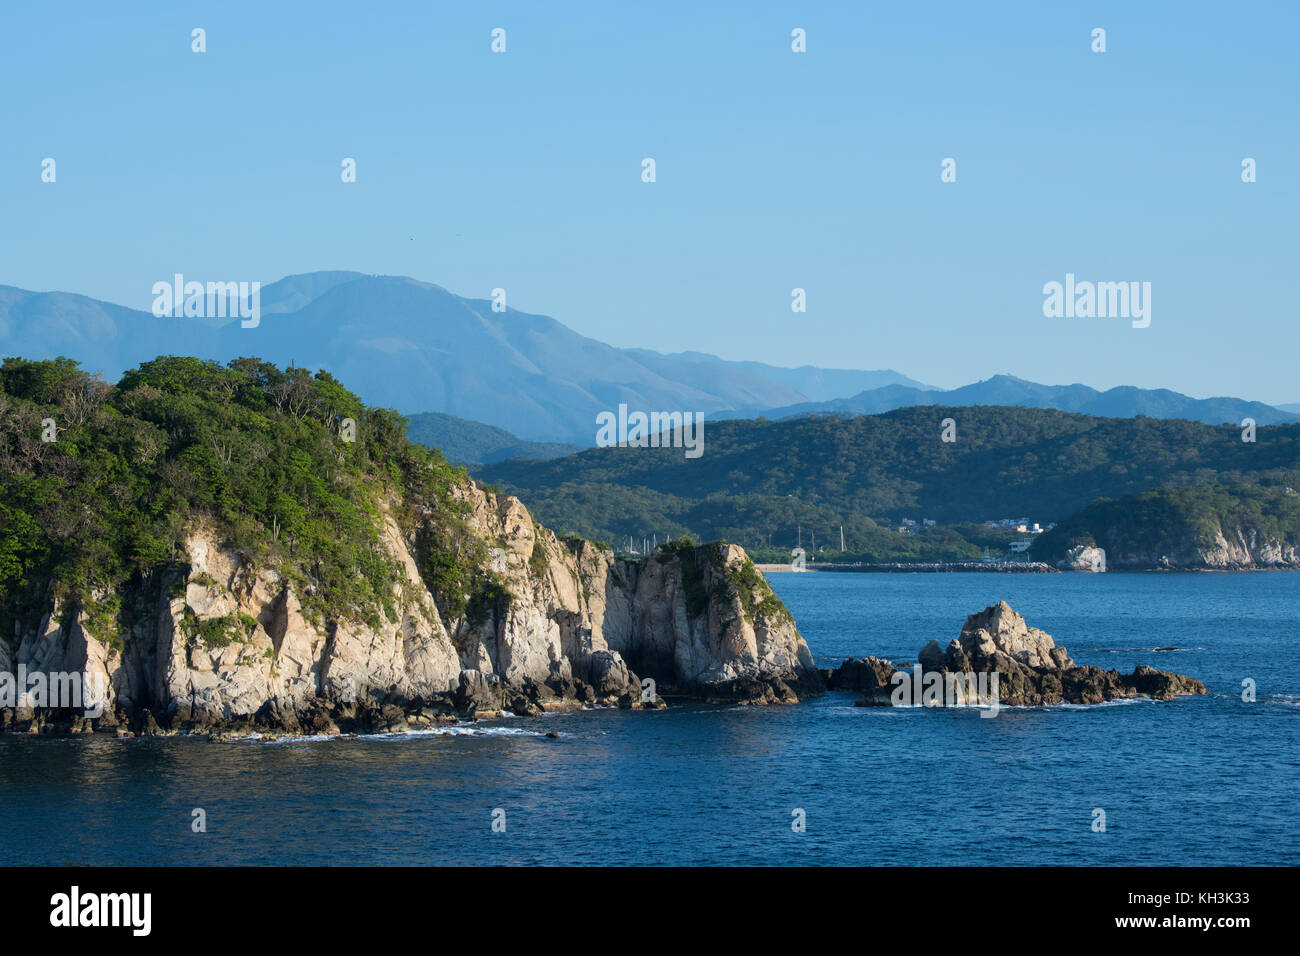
left=230, top=724, right=554, bottom=744
left=235, top=732, right=337, bottom=744
left=358, top=725, right=550, bottom=741
left=1093, top=647, right=1205, bottom=654
left=861, top=697, right=1158, bottom=713
left=1045, top=697, right=1156, bottom=711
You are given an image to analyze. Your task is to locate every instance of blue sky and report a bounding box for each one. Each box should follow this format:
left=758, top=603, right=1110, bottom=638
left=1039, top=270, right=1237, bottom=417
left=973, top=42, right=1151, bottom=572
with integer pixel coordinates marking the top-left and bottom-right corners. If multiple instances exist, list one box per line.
left=2, top=1, right=1296, bottom=402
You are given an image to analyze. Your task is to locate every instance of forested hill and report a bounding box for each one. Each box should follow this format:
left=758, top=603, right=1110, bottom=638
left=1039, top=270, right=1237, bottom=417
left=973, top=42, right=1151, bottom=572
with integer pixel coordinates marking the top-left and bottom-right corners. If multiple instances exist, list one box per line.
left=1031, top=482, right=1300, bottom=569
left=404, top=411, right=581, bottom=466
left=0, top=355, right=468, bottom=634
left=477, top=406, right=1300, bottom=550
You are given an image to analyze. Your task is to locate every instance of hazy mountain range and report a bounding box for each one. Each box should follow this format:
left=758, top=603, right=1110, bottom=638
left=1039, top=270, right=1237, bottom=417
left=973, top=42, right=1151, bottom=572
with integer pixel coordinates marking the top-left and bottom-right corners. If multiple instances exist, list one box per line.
left=728, top=375, right=1300, bottom=427
left=1, top=270, right=1295, bottom=443
left=0, top=272, right=907, bottom=443
left=621, top=349, right=932, bottom=402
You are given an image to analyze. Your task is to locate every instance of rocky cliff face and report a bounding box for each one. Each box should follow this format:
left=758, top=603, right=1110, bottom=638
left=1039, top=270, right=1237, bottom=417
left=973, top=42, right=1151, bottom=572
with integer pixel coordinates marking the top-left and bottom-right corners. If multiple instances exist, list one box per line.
left=1105, top=525, right=1300, bottom=570
left=1040, top=501, right=1300, bottom=571
left=827, top=601, right=1205, bottom=708
left=1, top=483, right=820, bottom=737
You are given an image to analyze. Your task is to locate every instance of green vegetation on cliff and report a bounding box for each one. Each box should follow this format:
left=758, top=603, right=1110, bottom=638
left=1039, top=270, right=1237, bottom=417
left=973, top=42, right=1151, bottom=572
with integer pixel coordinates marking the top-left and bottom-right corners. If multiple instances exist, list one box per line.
left=656, top=537, right=793, bottom=625
left=0, top=355, right=494, bottom=639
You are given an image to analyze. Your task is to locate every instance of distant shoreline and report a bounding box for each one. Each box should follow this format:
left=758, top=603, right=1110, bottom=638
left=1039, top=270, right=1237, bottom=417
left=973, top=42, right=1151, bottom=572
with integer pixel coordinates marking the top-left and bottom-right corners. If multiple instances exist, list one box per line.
left=758, top=562, right=1300, bottom=574
left=757, top=562, right=1059, bottom=574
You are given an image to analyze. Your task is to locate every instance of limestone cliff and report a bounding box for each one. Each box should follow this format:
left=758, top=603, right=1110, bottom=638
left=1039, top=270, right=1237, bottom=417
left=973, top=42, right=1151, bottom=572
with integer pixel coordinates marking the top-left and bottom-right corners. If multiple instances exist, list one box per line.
left=1103, top=526, right=1300, bottom=570
left=0, top=481, right=820, bottom=737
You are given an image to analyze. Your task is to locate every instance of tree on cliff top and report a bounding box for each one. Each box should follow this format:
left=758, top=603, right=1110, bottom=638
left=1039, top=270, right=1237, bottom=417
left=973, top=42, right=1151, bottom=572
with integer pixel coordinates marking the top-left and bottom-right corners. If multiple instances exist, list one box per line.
left=0, top=355, right=466, bottom=637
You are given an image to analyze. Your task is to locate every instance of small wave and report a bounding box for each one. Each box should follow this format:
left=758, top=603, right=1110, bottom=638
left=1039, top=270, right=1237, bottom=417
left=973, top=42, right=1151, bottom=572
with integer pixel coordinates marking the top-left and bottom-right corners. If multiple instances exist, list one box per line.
left=860, top=697, right=1157, bottom=713
left=1094, top=647, right=1204, bottom=653
left=1044, top=697, right=1156, bottom=710
left=358, top=725, right=551, bottom=741
left=234, top=724, right=553, bottom=744
left=236, top=732, right=338, bottom=744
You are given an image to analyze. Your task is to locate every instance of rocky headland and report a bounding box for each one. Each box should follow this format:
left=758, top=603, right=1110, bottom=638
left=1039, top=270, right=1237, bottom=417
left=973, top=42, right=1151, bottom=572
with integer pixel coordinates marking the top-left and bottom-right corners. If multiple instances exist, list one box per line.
left=0, top=358, right=826, bottom=739
left=1031, top=484, right=1300, bottom=571
left=0, top=488, right=821, bottom=738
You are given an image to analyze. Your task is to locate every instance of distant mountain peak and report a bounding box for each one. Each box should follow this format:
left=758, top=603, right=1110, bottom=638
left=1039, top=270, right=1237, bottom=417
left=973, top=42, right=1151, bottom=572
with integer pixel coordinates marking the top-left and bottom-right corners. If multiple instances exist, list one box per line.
left=0, top=272, right=823, bottom=442
left=4, top=269, right=1293, bottom=439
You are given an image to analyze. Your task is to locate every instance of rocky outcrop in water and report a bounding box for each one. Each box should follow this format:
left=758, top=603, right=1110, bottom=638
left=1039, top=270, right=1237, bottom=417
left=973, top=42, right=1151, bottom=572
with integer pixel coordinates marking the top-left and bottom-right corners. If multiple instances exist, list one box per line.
left=1, top=484, right=819, bottom=737
left=822, top=656, right=897, bottom=693
left=829, top=601, right=1205, bottom=708
left=1058, top=545, right=1106, bottom=572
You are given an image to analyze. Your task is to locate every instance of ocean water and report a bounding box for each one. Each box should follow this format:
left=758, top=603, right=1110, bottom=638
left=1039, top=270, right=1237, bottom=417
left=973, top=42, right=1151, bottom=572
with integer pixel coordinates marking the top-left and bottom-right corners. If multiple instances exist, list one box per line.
left=2, top=572, right=1297, bottom=866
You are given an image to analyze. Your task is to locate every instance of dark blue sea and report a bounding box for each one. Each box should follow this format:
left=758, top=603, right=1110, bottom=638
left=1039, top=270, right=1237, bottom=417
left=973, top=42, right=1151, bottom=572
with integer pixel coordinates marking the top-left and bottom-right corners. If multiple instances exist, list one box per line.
left=4, top=572, right=1297, bottom=865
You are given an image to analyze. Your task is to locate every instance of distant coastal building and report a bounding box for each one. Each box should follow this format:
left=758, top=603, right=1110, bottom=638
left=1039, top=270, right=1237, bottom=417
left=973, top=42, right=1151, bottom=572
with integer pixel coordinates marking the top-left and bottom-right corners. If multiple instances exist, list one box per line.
left=987, top=518, right=1044, bottom=535
left=895, top=517, right=936, bottom=533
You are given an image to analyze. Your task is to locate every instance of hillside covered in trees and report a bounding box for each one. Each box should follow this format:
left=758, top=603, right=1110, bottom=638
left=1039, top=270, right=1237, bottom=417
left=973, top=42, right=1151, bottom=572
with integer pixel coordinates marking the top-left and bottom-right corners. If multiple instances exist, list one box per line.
left=1031, top=482, right=1300, bottom=569
left=0, top=355, right=485, bottom=640
left=475, top=407, right=1300, bottom=561
left=404, top=411, right=580, bottom=466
